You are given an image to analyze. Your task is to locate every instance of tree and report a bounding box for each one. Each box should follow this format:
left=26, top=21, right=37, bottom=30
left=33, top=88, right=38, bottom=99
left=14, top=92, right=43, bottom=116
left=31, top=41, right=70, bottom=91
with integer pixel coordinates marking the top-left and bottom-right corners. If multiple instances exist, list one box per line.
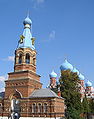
left=65, top=107, right=83, bottom=119
left=89, top=99, right=94, bottom=113
left=82, top=96, right=90, bottom=119
left=81, top=97, right=94, bottom=119
left=59, top=70, right=83, bottom=119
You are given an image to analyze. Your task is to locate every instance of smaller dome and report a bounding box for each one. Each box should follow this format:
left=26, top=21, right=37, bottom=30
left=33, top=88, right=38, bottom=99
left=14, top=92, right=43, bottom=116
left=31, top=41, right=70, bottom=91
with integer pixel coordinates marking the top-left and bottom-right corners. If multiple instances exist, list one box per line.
left=49, top=70, right=57, bottom=78
left=72, top=68, right=79, bottom=75
left=23, top=16, right=32, bottom=25
left=79, top=73, right=85, bottom=80
left=86, top=80, right=92, bottom=87
left=60, top=59, right=73, bottom=71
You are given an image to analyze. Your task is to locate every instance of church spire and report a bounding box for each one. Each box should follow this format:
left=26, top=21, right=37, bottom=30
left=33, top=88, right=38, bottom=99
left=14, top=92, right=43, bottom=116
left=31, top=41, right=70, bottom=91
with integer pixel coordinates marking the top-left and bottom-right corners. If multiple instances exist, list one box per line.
left=14, top=15, right=37, bottom=73
left=17, top=15, right=35, bottom=50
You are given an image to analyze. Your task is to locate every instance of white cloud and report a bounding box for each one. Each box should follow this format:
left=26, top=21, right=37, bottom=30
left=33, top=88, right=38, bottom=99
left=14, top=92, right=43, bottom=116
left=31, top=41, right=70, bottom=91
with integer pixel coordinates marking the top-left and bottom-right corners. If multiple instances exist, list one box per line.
left=3, top=56, right=14, bottom=62
left=31, top=0, right=45, bottom=9
left=7, top=56, right=14, bottom=61
left=49, top=30, right=56, bottom=40
left=42, top=30, right=56, bottom=42
left=0, top=88, right=5, bottom=92
left=0, top=75, right=7, bottom=92
left=0, top=76, right=7, bottom=82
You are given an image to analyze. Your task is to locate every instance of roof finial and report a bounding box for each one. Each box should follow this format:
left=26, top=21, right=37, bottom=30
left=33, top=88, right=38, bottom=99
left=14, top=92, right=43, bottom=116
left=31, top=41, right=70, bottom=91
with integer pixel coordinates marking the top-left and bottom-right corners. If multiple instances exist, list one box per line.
left=27, top=10, right=29, bottom=18
left=64, top=54, right=68, bottom=62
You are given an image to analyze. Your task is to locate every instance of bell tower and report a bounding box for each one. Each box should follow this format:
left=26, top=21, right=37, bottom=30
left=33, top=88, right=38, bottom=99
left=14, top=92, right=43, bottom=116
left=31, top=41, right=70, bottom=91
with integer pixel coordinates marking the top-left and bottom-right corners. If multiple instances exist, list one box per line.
left=5, top=15, right=42, bottom=99
left=14, top=43, right=36, bottom=72
left=14, top=15, right=36, bottom=73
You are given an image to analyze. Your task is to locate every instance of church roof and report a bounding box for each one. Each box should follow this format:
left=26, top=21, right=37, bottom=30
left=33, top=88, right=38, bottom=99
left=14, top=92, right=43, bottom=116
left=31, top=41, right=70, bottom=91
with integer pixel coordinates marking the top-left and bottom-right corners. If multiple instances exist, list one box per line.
left=29, top=88, right=59, bottom=98
left=85, top=80, right=92, bottom=87
left=79, top=73, right=85, bottom=80
left=72, top=67, right=79, bottom=75
left=60, top=59, right=73, bottom=71
left=17, top=15, right=35, bottom=50
left=49, top=70, right=57, bottom=78
left=23, top=16, right=32, bottom=25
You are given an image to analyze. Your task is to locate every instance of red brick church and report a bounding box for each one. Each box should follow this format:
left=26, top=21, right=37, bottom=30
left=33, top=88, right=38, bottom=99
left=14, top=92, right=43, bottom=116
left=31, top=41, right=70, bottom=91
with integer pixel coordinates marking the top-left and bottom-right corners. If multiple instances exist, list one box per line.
left=0, top=15, right=65, bottom=119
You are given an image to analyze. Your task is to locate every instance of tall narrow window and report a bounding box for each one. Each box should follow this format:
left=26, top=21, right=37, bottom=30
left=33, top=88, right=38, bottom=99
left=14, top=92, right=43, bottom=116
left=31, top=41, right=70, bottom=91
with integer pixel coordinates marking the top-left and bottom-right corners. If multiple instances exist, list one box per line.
left=38, top=103, right=42, bottom=113
left=32, top=104, right=36, bottom=113
left=33, top=58, right=36, bottom=65
left=0, top=103, right=2, bottom=107
left=26, top=53, right=30, bottom=64
left=44, top=103, right=47, bottom=113
left=19, top=54, right=22, bottom=64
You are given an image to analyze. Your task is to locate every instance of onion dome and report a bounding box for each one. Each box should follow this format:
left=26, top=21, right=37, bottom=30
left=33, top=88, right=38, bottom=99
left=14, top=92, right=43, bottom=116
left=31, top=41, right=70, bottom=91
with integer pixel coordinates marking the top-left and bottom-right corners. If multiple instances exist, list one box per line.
left=79, top=73, right=85, bottom=80
left=72, top=68, right=79, bottom=75
left=85, top=80, right=92, bottom=87
left=49, top=70, right=57, bottom=78
left=18, top=15, right=35, bottom=50
left=60, top=59, right=73, bottom=71
left=23, top=16, right=32, bottom=25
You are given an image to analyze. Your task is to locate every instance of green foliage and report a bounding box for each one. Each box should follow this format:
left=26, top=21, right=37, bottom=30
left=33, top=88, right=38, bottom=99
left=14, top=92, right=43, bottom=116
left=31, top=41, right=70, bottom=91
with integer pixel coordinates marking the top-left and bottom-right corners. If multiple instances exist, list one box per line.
left=59, top=70, right=83, bottom=118
left=51, top=69, right=94, bottom=118
left=82, top=97, right=90, bottom=113
left=65, top=107, right=83, bottom=119
left=82, top=97, right=90, bottom=119
left=82, top=97, right=94, bottom=118
left=89, top=99, right=94, bottom=113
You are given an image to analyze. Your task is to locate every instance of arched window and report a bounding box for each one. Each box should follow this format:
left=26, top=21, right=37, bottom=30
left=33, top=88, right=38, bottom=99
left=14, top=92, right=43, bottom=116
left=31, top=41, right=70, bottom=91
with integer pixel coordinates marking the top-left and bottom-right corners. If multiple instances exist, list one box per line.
left=0, top=103, right=2, bottom=107
left=38, top=103, right=42, bottom=113
left=26, top=53, right=30, bottom=64
left=33, top=58, right=36, bottom=65
left=32, top=104, right=36, bottom=113
left=13, top=90, right=22, bottom=99
left=19, top=54, right=22, bottom=64
left=44, top=103, right=47, bottom=113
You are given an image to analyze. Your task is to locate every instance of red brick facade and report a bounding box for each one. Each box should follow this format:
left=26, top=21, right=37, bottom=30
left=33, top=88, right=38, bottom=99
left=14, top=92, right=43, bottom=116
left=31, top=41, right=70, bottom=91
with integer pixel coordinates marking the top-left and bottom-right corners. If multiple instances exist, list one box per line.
left=0, top=46, right=65, bottom=118
left=0, top=17, right=65, bottom=118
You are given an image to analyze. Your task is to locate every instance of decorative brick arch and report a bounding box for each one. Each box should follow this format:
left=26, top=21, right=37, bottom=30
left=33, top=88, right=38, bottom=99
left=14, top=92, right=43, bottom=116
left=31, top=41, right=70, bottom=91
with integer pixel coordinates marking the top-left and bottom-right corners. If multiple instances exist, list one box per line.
left=9, top=89, right=22, bottom=100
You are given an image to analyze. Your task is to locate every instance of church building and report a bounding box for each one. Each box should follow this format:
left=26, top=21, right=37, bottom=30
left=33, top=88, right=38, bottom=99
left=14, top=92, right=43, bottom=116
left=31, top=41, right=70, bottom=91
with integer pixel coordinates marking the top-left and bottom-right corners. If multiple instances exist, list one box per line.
left=0, top=16, right=65, bottom=119
left=58, top=59, right=94, bottom=100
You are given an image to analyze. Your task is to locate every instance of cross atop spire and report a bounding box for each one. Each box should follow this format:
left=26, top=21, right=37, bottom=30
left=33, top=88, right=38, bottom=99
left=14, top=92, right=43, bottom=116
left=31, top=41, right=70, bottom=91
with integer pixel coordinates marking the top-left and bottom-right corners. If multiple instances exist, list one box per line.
left=27, top=10, right=29, bottom=18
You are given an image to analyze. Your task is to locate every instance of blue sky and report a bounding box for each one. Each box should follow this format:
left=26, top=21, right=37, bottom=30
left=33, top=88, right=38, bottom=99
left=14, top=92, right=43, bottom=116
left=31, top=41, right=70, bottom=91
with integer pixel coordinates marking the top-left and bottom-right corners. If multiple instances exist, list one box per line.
left=0, top=0, right=94, bottom=91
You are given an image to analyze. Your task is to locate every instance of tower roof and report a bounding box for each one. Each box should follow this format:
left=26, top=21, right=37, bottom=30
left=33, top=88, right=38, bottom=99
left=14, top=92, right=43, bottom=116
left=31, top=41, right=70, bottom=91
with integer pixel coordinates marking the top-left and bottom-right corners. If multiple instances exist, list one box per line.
left=23, top=16, right=32, bottom=25
left=86, top=80, right=92, bottom=87
left=72, top=67, right=79, bottom=75
left=49, top=70, right=57, bottom=78
left=79, top=73, right=85, bottom=80
left=60, top=59, right=73, bottom=71
left=17, top=15, right=35, bottom=50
